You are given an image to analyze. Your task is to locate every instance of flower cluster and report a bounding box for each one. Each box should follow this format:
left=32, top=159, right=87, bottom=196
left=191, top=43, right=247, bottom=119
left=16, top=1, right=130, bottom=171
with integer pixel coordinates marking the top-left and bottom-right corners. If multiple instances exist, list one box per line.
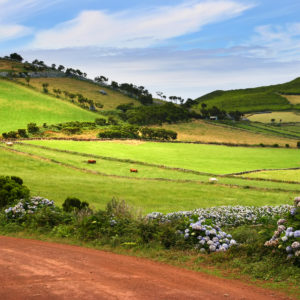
left=5, top=196, right=55, bottom=219
left=180, top=217, right=237, bottom=253
left=147, top=205, right=292, bottom=227
left=265, top=197, right=300, bottom=260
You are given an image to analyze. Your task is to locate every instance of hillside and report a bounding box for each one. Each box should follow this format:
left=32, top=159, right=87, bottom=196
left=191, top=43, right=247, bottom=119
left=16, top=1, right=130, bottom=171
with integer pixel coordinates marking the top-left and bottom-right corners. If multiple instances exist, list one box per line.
left=0, top=79, right=97, bottom=132
left=17, top=77, right=141, bottom=110
left=0, top=58, right=143, bottom=110
left=194, top=77, right=300, bottom=113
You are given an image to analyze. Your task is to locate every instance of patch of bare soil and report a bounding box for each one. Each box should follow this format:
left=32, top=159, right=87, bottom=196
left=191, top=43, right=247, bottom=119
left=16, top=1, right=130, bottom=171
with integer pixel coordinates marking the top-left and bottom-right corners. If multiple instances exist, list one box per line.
left=0, top=236, right=291, bottom=300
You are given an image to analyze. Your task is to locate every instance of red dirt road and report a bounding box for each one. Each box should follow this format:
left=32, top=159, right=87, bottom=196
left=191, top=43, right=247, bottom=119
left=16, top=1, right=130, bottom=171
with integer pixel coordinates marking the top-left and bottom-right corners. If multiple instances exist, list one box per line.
left=0, top=236, right=291, bottom=300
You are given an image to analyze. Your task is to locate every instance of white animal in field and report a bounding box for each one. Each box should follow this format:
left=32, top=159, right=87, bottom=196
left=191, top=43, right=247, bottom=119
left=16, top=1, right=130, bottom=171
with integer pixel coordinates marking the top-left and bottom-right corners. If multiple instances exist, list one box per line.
left=209, top=177, right=218, bottom=184
left=6, top=142, right=13, bottom=147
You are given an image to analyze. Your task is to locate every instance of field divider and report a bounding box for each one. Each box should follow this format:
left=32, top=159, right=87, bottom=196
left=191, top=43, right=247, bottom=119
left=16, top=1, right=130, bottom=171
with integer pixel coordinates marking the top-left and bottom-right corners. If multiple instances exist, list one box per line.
left=15, top=141, right=300, bottom=186
left=6, top=136, right=297, bottom=148
left=1, top=144, right=300, bottom=194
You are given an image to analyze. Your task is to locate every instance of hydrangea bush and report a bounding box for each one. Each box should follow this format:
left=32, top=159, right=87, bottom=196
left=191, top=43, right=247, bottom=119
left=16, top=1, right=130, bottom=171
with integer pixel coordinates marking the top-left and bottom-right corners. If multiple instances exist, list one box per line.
left=178, top=216, right=237, bottom=253
left=147, top=205, right=292, bottom=227
left=5, top=196, right=55, bottom=219
left=265, top=197, right=300, bottom=261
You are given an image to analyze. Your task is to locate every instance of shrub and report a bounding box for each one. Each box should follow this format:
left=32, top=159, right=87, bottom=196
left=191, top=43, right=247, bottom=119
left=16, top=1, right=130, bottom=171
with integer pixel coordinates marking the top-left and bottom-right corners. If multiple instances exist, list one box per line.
left=0, top=176, right=30, bottom=208
left=259, top=143, right=265, bottom=147
left=2, top=131, right=18, bottom=139
left=285, top=144, right=290, bottom=148
left=17, top=129, right=28, bottom=138
left=27, top=123, right=39, bottom=134
left=141, top=127, right=177, bottom=140
left=107, top=116, right=118, bottom=125
left=297, top=141, right=300, bottom=149
left=62, top=127, right=81, bottom=135
left=62, top=197, right=89, bottom=212
left=95, top=118, right=107, bottom=126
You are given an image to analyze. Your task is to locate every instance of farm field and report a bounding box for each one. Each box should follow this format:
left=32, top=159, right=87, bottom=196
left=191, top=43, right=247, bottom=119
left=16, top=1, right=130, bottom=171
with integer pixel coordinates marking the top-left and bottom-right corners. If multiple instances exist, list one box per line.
left=284, top=95, right=300, bottom=105
left=160, top=120, right=298, bottom=146
left=0, top=79, right=96, bottom=132
left=242, top=169, right=300, bottom=182
left=0, top=145, right=296, bottom=212
left=25, top=140, right=300, bottom=175
left=247, top=111, right=300, bottom=123
left=17, top=77, right=140, bottom=110
left=229, top=121, right=300, bottom=141
left=8, top=142, right=300, bottom=192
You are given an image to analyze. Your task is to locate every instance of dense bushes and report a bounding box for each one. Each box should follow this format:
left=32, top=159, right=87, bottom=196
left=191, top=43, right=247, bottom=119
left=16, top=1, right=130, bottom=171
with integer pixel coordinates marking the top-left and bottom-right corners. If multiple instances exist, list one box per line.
left=123, top=102, right=190, bottom=125
left=62, top=197, right=89, bottom=212
left=27, top=123, right=39, bottom=134
left=98, top=125, right=177, bottom=141
left=0, top=176, right=30, bottom=208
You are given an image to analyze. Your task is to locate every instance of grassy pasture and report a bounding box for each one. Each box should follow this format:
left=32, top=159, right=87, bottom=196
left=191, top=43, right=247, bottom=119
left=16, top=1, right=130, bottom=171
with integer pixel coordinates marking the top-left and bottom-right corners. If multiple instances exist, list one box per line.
left=247, top=111, right=300, bottom=123
left=25, top=140, right=300, bottom=175
left=0, top=146, right=296, bottom=212
left=10, top=143, right=300, bottom=192
left=159, top=120, right=297, bottom=146
left=17, top=77, right=140, bottom=110
left=0, top=79, right=97, bottom=132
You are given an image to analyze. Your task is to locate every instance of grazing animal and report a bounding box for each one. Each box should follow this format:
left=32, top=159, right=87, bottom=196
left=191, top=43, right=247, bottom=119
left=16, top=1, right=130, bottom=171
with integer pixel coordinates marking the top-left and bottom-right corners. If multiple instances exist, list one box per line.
left=209, top=177, right=218, bottom=184
left=130, top=168, right=138, bottom=173
left=6, top=142, right=13, bottom=147
left=88, top=160, right=96, bottom=164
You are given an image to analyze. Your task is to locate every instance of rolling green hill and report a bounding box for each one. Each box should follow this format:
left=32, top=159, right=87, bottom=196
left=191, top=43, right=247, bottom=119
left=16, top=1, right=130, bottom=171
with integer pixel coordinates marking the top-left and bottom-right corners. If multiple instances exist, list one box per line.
left=0, top=79, right=97, bottom=132
left=194, top=77, right=300, bottom=113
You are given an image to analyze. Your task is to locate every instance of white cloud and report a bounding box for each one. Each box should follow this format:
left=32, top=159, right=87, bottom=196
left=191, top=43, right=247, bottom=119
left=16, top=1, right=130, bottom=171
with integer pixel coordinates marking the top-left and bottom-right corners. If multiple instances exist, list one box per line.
left=31, top=0, right=253, bottom=49
left=0, top=24, right=31, bottom=41
left=245, top=23, right=300, bottom=61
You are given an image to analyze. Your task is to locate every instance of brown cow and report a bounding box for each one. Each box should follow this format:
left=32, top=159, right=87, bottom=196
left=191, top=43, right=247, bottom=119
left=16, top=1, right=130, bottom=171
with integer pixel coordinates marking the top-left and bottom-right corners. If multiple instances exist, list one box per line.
left=130, top=168, right=138, bottom=173
left=88, top=160, right=96, bottom=164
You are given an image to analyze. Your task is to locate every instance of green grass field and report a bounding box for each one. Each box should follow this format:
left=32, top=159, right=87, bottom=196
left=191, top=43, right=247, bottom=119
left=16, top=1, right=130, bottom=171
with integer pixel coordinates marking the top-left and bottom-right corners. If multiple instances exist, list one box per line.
left=0, top=79, right=97, bottom=132
left=242, top=169, right=300, bottom=182
left=25, top=140, right=300, bottom=174
left=8, top=142, right=300, bottom=192
left=194, top=77, right=300, bottom=113
left=0, top=145, right=296, bottom=212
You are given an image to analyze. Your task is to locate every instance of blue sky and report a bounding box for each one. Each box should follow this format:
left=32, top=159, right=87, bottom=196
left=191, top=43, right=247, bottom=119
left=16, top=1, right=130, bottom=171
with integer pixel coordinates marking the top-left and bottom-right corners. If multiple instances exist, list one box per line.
left=1, top=0, right=300, bottom=98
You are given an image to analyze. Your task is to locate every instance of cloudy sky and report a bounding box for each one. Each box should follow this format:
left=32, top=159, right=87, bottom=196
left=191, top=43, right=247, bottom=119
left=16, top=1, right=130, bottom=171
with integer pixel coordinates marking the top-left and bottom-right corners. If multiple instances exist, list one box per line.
left=1, top=0, right=300, bottom=98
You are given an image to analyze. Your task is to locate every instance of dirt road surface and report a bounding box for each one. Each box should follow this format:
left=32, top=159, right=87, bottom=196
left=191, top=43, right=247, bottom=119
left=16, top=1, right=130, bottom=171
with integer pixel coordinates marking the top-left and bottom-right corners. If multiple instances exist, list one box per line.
left=0, top=236, right=291, bottom=300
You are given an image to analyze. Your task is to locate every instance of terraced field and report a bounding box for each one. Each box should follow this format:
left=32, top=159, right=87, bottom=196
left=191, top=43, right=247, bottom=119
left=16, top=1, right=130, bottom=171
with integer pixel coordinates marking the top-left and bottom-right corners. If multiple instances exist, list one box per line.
left=194, top=77, right=300, bottom=113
